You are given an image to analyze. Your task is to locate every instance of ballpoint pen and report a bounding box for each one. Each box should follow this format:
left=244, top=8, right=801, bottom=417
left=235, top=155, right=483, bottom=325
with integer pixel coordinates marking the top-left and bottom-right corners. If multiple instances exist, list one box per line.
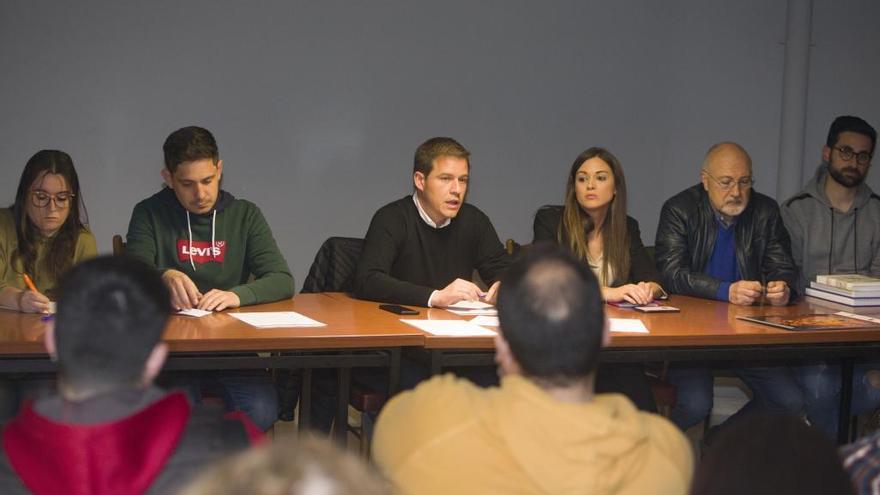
left=22, top=273, right=38, bottom=293
left=23, top=273, right=53, bottom=315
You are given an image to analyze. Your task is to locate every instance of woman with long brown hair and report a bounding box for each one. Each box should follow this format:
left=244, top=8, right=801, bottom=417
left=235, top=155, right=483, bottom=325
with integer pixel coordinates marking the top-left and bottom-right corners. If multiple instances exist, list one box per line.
left=0, top=150, right=97, bottom=312
left=533, top=147, right=664, bottom=411
left=534, top=146, right=664, bottom=303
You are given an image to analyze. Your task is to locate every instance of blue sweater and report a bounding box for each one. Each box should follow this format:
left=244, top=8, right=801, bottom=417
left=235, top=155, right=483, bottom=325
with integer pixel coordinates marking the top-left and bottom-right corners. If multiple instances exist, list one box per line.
left=705, top=219, right=740, bottom=301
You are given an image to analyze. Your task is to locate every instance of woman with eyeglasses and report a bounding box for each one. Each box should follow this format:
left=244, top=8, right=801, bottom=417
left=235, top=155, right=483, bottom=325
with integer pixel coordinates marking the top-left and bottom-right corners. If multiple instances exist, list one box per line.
left=532, top=147, right=664, bottom=411
left=0, top=150, right=96, bottom=313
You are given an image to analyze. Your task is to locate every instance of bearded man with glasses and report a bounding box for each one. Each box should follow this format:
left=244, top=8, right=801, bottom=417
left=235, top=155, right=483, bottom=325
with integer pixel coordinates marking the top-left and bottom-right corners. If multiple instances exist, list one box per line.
left=783, top=115, right=878, bottom=293
left=781, top=115, right=880, bottom=440
left=654, top=142, right=803, bottom=434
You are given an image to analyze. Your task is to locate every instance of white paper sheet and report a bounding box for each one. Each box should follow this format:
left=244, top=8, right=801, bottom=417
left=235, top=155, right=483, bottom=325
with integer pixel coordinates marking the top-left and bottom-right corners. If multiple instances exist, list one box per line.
left=400, top=319, right=496, bottom=336
left=446, top=308, right=498, bottom=316
left=609, top=318, right=649, bottom=334
left=836, top=312, right=880, bottom=325
left=470, top=315, right=500, bottom=327
left=446, top=300, right=494, bottom=310
left=229, top=311, right=326, bottom=328
left=177, top=308, right=212, bottom=318
left=445, top=300, right=497, bottom=316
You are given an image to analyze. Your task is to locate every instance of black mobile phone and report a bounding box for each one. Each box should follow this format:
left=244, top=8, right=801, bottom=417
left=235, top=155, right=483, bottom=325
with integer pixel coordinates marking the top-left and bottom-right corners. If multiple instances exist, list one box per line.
left=379, top=304, right=419, bottom=315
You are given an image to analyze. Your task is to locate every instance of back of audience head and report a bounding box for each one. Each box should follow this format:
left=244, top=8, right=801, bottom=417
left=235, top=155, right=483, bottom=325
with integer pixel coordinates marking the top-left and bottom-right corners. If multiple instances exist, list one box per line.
left=13, top=149, right=87, bottom=283
left=690, top=414, right=854, bottom=495
left=180, top=435, right=390, bottom=495
left=48, top=255, right=171, bottom=399
left=496, top=244, right=606, bottom=387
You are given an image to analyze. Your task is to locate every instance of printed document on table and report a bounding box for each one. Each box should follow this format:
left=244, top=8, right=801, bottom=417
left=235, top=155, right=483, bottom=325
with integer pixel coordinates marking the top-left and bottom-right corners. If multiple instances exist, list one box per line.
left=470, top=315, right=500, bottom=327
left=445, top=300, right=498, bottom=316
left=446, top=307, right=498, bottom=316
left=609, top=318, right=649, bottom=333
left=177, top=308, right=212, bottom=318
left=230, top=312, right=326, bottom=328
left=401, top=319, right=496, bottom=336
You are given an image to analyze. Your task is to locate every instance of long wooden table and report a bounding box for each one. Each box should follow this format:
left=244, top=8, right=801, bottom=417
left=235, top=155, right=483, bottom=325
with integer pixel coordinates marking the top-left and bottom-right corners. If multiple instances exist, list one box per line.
left=420, top=295, right=880, bottom=350
left=0, top=293, right=425, bottom=444
left=417, top=294, right=880, bottom=442
left=2, top=293, right=879, bottom=442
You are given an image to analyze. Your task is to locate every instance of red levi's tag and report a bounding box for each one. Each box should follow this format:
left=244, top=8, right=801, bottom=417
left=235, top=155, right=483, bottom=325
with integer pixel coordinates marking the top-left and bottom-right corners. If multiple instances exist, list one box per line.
left=177, top=240, right=226, bottom=264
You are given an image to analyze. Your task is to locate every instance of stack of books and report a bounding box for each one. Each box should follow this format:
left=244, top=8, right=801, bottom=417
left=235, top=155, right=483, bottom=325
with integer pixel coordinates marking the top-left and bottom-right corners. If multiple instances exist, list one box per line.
left=804, top=274, right=880, bottom=307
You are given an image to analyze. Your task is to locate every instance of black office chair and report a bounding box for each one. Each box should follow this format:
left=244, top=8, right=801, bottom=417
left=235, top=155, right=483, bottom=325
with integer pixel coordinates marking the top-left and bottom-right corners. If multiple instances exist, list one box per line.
left=281, top=236, right=364, bottom=420
left=280, top=238, right=379, bottom=449
left=300, top=237, right=364, bottom=294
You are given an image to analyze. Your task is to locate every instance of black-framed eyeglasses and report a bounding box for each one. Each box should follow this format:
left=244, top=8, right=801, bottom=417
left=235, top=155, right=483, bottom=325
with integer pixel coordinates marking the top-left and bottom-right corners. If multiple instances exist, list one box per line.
left=30, top=191, right=74, bottom=209
left=702, top=169, right=755, bottom=191
left=833, top=146, right=873, bottom=165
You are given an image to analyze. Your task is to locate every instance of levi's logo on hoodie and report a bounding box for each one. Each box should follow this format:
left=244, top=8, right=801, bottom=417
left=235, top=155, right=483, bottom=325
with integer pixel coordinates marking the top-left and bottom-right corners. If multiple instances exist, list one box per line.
left=177, top=240, right=226, bottom=263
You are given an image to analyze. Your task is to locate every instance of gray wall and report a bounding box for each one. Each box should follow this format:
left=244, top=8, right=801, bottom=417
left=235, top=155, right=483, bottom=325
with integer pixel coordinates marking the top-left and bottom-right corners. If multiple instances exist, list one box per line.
left=803, top=0, right=880, bottom=185
left=1, top=1, right=878, bottom=289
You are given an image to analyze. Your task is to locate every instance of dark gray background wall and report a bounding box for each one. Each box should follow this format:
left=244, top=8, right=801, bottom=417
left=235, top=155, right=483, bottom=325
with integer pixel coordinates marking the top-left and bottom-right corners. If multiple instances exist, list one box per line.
left=1, top=1, right=878, bottom=289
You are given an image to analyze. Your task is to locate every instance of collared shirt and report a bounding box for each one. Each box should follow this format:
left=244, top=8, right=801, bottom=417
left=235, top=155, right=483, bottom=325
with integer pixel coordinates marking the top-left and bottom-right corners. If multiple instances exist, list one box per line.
left=412, top=193, right=450, bottom=306
left=412, top=193, right=451, bottom=229
left=711, top=204, right=739, bottom=230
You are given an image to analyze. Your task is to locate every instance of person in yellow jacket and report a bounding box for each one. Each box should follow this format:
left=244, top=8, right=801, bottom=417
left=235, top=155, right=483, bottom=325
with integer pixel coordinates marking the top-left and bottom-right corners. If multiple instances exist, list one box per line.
left=0, top=150, right=96, bottom=313
left=374, top=244, right=693, bottom=495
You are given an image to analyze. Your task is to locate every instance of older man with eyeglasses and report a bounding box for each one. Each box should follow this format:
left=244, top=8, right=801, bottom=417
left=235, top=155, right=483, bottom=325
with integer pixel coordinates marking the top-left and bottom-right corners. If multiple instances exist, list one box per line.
left=781, top=116, right=880, bottom=441
left=654, top=141, right=803, bottom=434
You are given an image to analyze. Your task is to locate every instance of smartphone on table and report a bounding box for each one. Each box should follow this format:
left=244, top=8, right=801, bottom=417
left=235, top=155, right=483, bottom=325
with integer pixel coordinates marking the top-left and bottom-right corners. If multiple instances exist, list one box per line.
left=379, top=304, right=419, bottom=315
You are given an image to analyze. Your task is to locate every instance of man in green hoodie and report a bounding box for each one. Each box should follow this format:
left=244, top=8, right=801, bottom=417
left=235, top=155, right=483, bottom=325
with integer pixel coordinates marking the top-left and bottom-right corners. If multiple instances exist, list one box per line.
left=373, top=244, right=692, bottom=495
left=125, top=126, right=294, bottom=430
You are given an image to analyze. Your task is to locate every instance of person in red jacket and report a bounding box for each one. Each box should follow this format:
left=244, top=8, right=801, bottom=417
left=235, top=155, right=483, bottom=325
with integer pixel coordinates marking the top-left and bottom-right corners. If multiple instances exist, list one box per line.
left=0, top=256, right=262, bottom=495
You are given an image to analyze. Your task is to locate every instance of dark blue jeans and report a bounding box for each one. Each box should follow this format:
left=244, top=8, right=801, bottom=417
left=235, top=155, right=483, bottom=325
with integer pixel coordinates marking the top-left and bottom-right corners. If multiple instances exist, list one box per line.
left=165, top=373, right=280, bottom=431
left=668, top=364, right=806, bottom=430
left=797, top=361, right=880, bottom=439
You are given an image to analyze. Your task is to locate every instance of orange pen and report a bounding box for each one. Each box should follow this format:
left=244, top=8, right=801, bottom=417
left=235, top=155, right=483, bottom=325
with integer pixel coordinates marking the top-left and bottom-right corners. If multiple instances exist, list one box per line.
left=22, top=273, right=38, bottom=293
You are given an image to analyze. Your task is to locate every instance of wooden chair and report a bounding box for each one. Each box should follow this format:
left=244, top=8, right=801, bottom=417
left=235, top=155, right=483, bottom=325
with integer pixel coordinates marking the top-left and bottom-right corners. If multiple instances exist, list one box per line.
left=506, top=238, right=530, bottom=258
left=646, top=362, right=677, bottom=418
left=505, top=238, right=518, bottom=255
left=112, top=234, right=126, bottom=256
left=640, top=245, right=677, bottom=417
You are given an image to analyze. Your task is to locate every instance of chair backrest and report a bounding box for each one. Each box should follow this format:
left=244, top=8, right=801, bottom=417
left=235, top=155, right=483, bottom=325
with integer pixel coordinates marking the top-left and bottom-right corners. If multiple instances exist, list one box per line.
left=535, top=205, right=565, bottom=221
left=300, top=237, right=364, bottom=294
left=534, top=204, right=564, bottom=238
left=644, top=245, right=655, bottom=266
left=504, top=238, right=518, bottom=255
left=112, top=234, right=126, bottom=256
left=521, top=204, right=565, bottom=257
